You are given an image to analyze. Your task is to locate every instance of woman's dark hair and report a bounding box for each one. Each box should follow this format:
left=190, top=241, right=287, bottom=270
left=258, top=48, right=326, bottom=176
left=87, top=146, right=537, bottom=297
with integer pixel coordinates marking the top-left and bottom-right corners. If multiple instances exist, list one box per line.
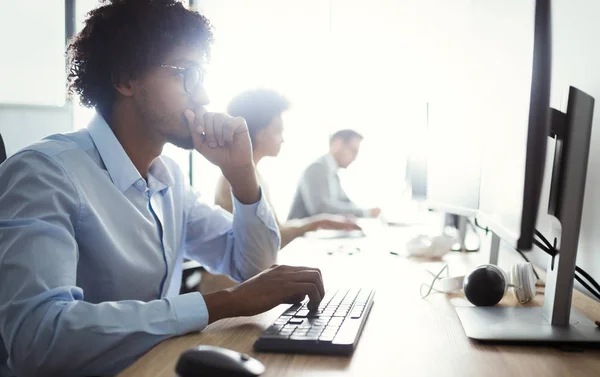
left=227, top=89, right=290, bottom=144
left=67, top=0, right=213, bottom=117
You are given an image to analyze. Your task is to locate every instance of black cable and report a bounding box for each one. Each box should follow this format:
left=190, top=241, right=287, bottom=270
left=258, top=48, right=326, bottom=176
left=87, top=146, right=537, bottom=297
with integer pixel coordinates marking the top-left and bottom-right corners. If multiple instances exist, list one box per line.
left=575, top=274, right=600, bottom=301
left=576, top=266, right=600, bottom=296
left=536, top=229, right=600, bottom=300
left=534, top=229, right=553, bottom=250
left=473, top=218, right=489, bottom=234
left=475, top=219, right=540, bottom=279
left=533, top=239, right=555, bottom=256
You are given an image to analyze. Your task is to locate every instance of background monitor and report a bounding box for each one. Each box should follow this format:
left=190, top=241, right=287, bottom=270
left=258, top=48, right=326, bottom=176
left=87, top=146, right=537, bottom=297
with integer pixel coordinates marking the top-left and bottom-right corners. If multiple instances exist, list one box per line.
left=423, top=99, right=482, bottom=218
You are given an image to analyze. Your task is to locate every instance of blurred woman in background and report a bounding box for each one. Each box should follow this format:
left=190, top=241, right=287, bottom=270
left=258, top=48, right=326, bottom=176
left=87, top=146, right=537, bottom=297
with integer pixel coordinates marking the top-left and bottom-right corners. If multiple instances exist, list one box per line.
left=215, top=88, right=360, bottom=248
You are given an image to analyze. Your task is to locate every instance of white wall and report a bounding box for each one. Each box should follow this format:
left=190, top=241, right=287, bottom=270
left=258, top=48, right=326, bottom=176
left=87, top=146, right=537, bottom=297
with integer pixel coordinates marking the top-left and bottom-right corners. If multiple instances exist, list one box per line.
left=0, top=105, right=73, bottom=157
left=0, top=1, right=65, bottom=106
left=0, top=0, right=72, bottom=156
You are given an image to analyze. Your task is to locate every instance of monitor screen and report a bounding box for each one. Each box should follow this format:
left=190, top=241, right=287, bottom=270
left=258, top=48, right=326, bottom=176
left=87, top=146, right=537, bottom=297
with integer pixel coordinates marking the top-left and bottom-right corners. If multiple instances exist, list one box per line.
left=426, top=99, right=482, bottom=218
left=476, top=0, right=551, bottom=250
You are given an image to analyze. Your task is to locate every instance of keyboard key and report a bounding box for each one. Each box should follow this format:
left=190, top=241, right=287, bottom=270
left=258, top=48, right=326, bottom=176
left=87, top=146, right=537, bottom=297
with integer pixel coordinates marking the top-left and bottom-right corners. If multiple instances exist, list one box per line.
left=321, top=289, right=336, bottom=302
left=283, top=304, right=302, bottom=316
left=356, top=289, right=371, bottom=305
left=264, top=324, right=285, bottom=334
left=332, top=318, right=361, bottom=345
left=320, top=329, right=338, bottom=336
left=290, top=334, right=320, bottom=341
left=260, top=333, right=291, bottom=340
left=344, top=289, right=359, bottom=300
left=295, top=310, right=310, bottom=318
left=319, top=334, right=336, bottom=342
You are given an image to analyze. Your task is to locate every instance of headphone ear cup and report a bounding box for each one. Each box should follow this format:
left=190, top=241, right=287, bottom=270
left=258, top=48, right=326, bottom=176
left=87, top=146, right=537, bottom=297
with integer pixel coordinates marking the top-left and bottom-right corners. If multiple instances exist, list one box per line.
left=463, top=265, right=507, bottom=306
left=511, top=263, right=536, bottom=304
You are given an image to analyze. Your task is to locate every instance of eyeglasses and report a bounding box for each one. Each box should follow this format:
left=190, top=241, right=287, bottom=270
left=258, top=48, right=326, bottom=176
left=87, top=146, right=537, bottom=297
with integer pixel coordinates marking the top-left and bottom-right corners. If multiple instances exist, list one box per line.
left=160, top=64, right=204, bottom=94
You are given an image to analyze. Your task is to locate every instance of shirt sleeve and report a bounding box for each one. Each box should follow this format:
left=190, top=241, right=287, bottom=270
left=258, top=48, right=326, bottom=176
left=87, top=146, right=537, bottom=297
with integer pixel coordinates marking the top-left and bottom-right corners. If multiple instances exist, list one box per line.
left=299, top=163, right=367, bottom=217
left=183, top=183, right=280, bottom=283
left=0, top=151, right=206, bottom=377
left=214, top=175, right=234, bottom=213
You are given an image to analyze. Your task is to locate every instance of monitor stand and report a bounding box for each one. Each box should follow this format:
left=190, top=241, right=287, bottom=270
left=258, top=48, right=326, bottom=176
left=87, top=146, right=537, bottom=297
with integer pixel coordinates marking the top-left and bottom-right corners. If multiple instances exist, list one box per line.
left=444, top=214, right=480, bottom=252
left=456, top=306, right=600, bottom=343
left=456, top=87, right=600, bottom=345
left=456, top=235, right=600, bottom=344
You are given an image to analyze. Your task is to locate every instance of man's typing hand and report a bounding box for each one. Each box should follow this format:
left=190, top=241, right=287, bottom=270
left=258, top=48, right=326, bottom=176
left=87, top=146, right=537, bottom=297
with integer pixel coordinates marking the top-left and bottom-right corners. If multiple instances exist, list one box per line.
left=203, top=265, right=325, bottom=324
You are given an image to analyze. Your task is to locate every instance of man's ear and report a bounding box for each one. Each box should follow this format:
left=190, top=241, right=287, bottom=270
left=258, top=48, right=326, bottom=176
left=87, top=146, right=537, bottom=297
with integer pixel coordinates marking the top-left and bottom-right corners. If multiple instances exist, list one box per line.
left=330, top=138, right=342, bottom=152
left=114, top=81, right=135, bottom=97
left=112, top=73, right=136, bottom=97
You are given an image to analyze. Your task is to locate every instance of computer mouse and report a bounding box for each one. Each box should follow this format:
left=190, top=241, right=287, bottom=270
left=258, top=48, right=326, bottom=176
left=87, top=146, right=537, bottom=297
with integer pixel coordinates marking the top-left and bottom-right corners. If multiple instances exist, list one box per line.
left=175, top=345, right=265, bottom=377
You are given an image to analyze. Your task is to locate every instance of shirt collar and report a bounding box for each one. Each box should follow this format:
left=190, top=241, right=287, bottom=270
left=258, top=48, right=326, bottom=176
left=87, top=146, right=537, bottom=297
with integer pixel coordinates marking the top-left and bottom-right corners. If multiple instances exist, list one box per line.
left=148, top=156, right=175, bottom=192
left=88, top=114, right=142, bottom=193
left=87, top=114, right=174, bottom=193
left=324, top=153, right=339, bottom=173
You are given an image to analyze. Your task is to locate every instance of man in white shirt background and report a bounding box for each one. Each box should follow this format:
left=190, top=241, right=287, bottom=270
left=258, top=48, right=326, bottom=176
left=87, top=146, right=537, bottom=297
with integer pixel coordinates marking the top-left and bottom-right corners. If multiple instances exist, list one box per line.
left=288, top=129, right=382, bottom=220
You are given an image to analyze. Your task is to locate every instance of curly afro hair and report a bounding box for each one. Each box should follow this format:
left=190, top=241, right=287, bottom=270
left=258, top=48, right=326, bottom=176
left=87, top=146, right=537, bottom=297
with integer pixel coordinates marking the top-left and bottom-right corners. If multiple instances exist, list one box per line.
left=67, top=0, right=213, bottom=117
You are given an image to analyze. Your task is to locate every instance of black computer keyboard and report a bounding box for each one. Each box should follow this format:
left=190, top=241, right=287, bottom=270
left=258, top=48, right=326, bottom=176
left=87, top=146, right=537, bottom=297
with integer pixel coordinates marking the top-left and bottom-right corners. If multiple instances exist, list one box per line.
left=254, top=288, right=375, bottom=355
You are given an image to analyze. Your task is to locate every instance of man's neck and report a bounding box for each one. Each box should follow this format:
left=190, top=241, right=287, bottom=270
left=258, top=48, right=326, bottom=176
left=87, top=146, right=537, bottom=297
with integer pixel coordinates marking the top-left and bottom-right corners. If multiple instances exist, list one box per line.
left=108, top=103, right=164, bottom=180
left=253, top=150, right=264, bottom=166
left=328, top=152, right=340, bottom=170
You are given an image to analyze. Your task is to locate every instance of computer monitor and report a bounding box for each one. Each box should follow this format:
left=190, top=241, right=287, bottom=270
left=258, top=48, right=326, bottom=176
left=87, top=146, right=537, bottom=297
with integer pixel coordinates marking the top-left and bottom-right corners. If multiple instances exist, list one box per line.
left=456, top=0, right=600, bottom=344
left=405, top=153, right=427, bottom=201
left=475, top=0, right=551, bottom=251
left=426, top=99, right=481, bottom=218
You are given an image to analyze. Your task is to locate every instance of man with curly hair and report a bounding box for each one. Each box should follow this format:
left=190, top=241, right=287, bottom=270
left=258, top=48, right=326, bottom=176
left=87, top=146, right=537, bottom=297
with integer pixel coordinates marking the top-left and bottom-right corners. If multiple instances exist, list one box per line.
left=0, top=1, right=324, bottom=376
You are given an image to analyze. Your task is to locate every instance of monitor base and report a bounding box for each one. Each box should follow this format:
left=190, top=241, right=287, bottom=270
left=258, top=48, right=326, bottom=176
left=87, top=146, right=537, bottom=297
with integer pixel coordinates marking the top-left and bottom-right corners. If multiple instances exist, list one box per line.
left=456, top=306, right=600, bottom=343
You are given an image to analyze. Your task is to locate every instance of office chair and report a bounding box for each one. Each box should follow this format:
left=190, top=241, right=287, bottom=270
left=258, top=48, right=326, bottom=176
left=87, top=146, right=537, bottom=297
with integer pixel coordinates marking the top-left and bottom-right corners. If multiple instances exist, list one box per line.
left=0, top=133, right=6, bottom=164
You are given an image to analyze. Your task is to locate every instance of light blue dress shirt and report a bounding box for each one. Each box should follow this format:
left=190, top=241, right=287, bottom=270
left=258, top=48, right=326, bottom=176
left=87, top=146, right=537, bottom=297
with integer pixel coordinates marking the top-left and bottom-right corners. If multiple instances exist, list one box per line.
left=0, top=115, right=280, bottom=377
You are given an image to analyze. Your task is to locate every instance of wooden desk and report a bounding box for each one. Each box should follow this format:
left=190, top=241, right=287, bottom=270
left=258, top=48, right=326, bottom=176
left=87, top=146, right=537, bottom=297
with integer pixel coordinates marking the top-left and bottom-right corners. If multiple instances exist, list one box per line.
left=117, top=224, right=600, bottom=377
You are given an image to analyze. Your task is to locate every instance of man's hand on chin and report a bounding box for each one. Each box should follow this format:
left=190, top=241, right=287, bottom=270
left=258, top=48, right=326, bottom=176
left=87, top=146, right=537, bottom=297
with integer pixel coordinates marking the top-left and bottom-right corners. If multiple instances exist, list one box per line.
left=185, top=109, right=259, bottom=204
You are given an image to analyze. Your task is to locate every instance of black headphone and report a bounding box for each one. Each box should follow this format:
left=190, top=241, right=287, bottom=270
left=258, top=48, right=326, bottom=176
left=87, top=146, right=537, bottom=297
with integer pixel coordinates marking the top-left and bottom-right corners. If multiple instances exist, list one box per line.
left=423, top=263, right=537, bottom=306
